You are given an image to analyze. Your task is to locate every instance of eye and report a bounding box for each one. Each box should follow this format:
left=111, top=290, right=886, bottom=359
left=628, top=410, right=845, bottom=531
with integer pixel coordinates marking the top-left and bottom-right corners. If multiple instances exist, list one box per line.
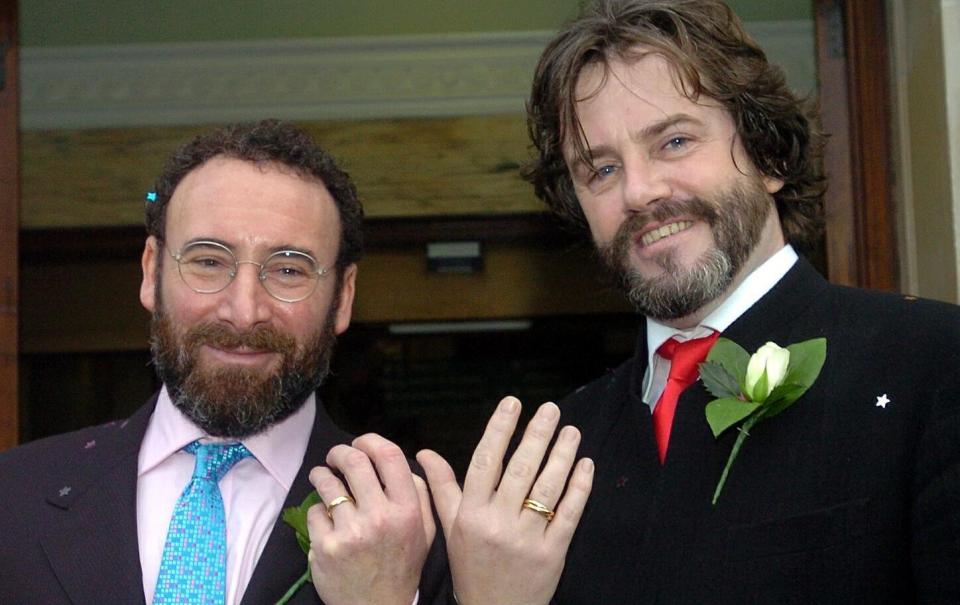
left=263, top=251, right=319, bottom=284
left=589, top=164, right=617, bottom=182
left=183, top=254, right=232, bottom=272
left=194, top=257, right=226, bottom=268
left=664, top=136, right=689, bottom=150
left=274, top=265, right=306, bottom=278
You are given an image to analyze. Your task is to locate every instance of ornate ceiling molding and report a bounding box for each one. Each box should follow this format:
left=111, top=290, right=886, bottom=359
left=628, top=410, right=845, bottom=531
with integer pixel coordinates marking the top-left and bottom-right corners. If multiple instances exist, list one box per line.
left=20, top=22, right=814, bottom=130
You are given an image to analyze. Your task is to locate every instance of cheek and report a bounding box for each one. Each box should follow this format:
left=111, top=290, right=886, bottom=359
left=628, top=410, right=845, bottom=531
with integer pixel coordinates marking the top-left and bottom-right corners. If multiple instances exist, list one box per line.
left=676, top=223, right=717, bottom=256
left=277, top=300, right=329, bottom=336
left=581, top=203, right=621, bottom=245
left=158, top=274, right=215, bottom=322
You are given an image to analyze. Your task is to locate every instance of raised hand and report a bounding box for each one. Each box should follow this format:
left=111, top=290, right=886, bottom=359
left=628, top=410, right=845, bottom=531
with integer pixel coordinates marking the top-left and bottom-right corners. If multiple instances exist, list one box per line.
left=307, top=433, right=436, bottom=605
left=417, top=396, right=594, bottom=605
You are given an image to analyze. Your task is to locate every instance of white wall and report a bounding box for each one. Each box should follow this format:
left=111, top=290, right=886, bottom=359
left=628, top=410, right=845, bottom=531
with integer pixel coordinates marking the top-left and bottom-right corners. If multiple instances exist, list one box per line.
left=945, top=0, right=960, bottom=301
left=889, top=0, right=959, bottom=303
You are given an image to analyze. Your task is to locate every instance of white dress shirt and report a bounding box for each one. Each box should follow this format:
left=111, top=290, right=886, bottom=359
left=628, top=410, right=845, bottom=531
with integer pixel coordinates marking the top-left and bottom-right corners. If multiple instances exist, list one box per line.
left=137, top=387, right=315, bottom=605
left=642, top=245, right=799, bottom=409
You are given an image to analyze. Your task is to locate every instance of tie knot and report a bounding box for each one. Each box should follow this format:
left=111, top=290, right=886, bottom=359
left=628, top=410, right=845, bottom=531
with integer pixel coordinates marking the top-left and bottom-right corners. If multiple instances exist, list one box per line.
left=184, top=441, right=252, bottom=483
left=658, top=332, right=719, bottom=384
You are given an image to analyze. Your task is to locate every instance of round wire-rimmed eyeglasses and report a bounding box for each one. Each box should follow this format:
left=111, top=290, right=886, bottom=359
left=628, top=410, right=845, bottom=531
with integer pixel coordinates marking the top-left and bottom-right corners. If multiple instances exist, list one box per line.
left=168, top=240, right=330, bottom=303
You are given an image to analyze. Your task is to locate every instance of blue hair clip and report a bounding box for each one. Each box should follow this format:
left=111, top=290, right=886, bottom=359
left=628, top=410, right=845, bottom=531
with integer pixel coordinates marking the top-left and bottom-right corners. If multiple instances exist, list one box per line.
left=145, top=191, right=157, bottom=203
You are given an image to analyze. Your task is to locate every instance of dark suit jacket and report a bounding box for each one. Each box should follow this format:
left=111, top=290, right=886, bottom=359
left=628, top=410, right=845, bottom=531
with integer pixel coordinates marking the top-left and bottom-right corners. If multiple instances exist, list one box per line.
left=553, top=259, right=960, bottom=604
left=0, top=393, right=450, bottom=604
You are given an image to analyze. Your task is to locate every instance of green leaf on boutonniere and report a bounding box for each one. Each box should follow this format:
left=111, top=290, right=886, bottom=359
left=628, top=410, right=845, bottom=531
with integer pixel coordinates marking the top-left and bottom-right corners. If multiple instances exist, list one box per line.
left=276, top=491, right=322, bottom=604
left=705, top=397, right=762, bottom=436
left=282, top=490, right=321, bottom=555
left=784, top=338, right=827, bottom=387
left=762, top=339, right=826, bottom=419
left=706, top=338, right=751, bottom=392
left=761, top=383, right=807, bottom=418
left=699, top=360, right=742, bottom=399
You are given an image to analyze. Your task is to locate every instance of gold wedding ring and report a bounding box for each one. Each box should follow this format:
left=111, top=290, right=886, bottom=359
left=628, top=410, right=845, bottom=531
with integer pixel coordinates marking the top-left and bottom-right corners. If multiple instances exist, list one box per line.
left=522, top=498, right=556, bottom=522
left=324, top=495, right=355, bottom=518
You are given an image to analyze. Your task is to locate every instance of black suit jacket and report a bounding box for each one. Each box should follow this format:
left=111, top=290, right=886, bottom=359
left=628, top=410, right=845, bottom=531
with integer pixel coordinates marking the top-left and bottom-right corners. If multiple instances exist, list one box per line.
left=553, top=259, right=960, bottom=604
left=0, top=394, right=450, bottom=604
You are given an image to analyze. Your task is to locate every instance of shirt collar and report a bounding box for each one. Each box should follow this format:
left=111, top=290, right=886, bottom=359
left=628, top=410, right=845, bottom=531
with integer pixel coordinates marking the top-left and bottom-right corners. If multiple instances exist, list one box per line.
left=645, top=244, right=799, bottom=368
left=138, top=385, right=316, bottom=492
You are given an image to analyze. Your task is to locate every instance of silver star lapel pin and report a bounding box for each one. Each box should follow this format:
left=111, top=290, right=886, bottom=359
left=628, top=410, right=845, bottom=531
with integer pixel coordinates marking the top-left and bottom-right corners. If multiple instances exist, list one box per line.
left=876, top=394, right=890, bottom=409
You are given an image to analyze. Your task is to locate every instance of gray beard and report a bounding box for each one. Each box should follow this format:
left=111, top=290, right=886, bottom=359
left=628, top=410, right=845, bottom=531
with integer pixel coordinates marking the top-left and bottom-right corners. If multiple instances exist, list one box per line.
left=600, top=178, right=771, bottom=322
left=621, top=247, right=734, bottom=321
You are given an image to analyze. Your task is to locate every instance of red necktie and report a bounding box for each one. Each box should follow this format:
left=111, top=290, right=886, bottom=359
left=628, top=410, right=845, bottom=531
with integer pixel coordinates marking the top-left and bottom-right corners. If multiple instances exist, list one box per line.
left=652, top=332, right=719, bottom=464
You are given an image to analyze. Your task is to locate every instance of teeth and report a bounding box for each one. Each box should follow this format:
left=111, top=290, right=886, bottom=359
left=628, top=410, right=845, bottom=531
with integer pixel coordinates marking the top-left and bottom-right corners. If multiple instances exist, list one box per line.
left=640, top=221, right=693, bottom=246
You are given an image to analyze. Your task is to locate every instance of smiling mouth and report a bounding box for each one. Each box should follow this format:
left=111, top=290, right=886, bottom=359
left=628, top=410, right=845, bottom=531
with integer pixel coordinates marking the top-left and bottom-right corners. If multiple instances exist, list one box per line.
left=220, top=346, right=267, bottom=355
left=203, top=345, right=277, bottom=363
left=639, top=220, right=694, bottom=247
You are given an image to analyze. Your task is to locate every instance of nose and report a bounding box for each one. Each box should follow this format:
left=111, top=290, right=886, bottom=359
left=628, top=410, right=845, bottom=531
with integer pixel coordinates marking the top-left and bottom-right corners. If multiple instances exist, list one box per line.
left=216, top=261, right=273, bottom=330
left=621, top=156, right=672, bottom=213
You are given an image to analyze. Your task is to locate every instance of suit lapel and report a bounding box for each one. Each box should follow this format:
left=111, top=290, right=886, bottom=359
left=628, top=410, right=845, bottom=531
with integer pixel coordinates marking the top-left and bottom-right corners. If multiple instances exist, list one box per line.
left=722, top=257, right=826, bottom=350
left=240, top=399, right=352, bottom=605
left=39, top=398, right=156, bottom=605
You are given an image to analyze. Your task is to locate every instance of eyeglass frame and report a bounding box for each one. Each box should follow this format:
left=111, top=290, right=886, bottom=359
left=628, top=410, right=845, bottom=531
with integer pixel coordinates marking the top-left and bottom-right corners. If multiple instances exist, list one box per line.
left=166, top=239, right=331, bottom=303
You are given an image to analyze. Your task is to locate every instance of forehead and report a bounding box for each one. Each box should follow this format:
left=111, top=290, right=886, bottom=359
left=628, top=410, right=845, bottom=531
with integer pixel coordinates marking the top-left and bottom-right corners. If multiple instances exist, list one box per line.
left=165, top=156, right=341, bottom=257
left=566, top=50, right=733, bottom=155
left=575, top=51, right=688, bottom=106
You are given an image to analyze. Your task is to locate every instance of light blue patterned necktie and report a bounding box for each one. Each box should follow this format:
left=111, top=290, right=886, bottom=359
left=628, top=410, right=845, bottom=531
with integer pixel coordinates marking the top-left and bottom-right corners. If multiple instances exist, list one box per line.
left=153, top=441, right=252, bottom=605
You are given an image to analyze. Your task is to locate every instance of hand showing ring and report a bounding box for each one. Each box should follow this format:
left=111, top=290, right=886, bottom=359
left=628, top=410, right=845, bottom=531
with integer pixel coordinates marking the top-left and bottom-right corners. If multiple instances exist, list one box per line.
left=418, top=396, right=594, bottom=605
left=305, top=435, right=436, bottom=605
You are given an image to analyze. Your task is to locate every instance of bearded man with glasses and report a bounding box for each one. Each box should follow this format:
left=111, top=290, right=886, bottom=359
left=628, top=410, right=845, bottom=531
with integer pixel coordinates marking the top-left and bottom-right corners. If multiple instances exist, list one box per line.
left=0, top=120, right=450, bottom=605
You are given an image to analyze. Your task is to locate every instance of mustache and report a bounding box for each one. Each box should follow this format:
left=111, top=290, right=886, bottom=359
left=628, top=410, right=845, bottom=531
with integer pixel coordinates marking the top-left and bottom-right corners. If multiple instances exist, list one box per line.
left=182, top=322, right=297, bottom=355
left=603, top=197, right=719, bottom=266
left=619, top=197, right=719, bottom=240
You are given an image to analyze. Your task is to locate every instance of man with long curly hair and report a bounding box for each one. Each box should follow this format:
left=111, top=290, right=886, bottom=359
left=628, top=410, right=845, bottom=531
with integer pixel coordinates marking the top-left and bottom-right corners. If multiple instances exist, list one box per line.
left=418, top=1, right=960, bottom=602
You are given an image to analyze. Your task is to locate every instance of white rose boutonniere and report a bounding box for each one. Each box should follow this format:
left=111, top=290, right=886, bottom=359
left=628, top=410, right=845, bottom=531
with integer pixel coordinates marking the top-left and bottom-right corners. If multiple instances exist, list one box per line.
left=699, top=337, right=827, bottom=504
left=744, top=342, right=791, bottom=401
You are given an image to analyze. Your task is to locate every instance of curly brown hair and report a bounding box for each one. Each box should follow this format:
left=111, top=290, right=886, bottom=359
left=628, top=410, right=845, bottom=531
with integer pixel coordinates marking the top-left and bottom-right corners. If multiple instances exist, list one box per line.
left=146, top=119, right=363, bottom=271
left=524, top=0, right=825, bottom=253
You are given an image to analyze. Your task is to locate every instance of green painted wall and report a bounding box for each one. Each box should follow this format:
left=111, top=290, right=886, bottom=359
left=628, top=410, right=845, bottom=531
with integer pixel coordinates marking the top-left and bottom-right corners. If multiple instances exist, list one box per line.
left=20, top=1, right=812, bottom=47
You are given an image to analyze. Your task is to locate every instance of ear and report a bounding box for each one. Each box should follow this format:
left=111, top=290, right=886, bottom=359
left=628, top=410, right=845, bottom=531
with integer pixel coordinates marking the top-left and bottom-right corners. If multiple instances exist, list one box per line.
left=140, top=236, right=160, bottom=313
left=333, top=263, right=357, bottom=335
left=763, top=175, right=785, bottom=195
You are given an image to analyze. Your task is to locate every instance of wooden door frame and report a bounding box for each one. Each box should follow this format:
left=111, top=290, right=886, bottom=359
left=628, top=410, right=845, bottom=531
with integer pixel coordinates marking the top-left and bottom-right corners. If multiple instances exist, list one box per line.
left=814, top=0, right=898, bottom=290
left=0, top=0, right=18, bottom=451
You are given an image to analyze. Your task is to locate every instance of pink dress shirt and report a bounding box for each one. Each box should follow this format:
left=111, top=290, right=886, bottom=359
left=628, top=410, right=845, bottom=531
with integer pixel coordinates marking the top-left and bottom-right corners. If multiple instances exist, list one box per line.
left=137, top=387, right=315, bottom=605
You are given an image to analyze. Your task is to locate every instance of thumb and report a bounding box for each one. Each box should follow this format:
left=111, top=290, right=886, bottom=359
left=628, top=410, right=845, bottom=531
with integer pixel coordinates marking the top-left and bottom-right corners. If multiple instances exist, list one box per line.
left=412, top=474, right=437, bottom=549
left=416, top=449, right=462, bottom=540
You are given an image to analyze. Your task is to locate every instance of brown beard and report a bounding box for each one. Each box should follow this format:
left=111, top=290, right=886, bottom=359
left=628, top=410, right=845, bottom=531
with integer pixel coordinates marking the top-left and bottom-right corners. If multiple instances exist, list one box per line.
left=599, top=177, right=771, bottom=321
left=150, top=301, right=339, bottom=438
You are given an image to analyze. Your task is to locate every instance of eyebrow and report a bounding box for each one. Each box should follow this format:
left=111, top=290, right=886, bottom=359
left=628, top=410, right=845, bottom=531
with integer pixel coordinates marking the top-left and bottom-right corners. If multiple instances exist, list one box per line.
left=267, top=244, right=320, bottom=259
left=631, top=113, right=703, bottom=144
left=182, top=237, right=320, bottom=259
left=571, top=113, right=705, bottom=171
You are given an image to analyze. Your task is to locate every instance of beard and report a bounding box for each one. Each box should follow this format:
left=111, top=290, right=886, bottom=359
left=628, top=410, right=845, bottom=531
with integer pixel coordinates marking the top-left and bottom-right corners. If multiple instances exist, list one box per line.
left=599, top=177, right=772, bottom=321
left=150, top=296, right=339, bottom=439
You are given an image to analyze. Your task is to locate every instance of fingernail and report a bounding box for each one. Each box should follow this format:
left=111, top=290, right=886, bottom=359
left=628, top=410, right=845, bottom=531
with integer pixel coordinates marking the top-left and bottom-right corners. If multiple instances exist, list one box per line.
left=500, top=397, right=519, bottom=413
left=540, top=402, right=559, bottom=420
left=581, top=458, right=594, bottom=473
left=560, top=425, right=578, bottom=441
